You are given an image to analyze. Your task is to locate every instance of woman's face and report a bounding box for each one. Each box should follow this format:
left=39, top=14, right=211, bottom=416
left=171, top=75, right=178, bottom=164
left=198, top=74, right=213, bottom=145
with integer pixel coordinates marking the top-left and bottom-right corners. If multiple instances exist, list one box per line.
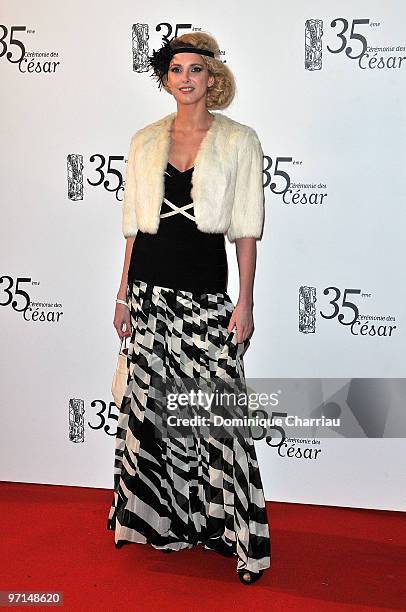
left=166, top=52, right=215, bottom=105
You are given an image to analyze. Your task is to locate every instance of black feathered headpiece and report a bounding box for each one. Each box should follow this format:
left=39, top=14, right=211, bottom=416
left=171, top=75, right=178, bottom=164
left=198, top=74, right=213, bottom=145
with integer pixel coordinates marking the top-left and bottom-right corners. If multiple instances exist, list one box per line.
left=147, top=38, right=215, bottom=90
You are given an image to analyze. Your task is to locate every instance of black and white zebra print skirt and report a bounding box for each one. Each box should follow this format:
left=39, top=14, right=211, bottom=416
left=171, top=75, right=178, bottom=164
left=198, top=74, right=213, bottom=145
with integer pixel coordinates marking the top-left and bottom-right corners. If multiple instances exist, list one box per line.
left=107, top=279, right=271, bottom=573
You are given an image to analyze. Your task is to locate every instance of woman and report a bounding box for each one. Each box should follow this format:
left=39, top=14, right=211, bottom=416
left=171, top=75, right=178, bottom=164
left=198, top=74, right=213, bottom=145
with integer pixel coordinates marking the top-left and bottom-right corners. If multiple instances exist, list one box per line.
left=107, top=32, right=271, bottom=585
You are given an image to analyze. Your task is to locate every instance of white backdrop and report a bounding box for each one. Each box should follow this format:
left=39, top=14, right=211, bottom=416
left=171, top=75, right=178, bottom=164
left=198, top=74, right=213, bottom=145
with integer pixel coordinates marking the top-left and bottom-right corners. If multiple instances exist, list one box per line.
left=1, top=0, right=405, bottom=511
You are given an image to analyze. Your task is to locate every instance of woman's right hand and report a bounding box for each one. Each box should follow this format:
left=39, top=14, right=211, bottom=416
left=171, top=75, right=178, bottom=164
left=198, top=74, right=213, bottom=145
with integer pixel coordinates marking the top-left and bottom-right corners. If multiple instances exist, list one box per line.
left=114, top=302, right=132, bottom=339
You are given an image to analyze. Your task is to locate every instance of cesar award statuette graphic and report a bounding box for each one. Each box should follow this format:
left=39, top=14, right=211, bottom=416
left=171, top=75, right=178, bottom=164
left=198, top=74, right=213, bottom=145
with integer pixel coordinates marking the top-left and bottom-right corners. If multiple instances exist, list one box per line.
left=69, top=399, right=85, bottom=443
left=299, top=286, right=316, bottom=333
left=305, top=19, right=323, bottom=70
left=67, top=154, right=84, bottom=201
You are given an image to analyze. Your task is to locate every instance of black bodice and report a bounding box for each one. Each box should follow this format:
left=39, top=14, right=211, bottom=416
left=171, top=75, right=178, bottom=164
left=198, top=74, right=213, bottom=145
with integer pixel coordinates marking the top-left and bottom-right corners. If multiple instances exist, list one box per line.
left=128, top=162, right=228, bottom=294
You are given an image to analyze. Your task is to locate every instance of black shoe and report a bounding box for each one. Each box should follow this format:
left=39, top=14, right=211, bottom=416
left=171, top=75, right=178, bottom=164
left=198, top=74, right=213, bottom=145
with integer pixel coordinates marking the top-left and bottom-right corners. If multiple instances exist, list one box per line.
left=237, top=569, right=264, bottom=585
left=115, top=540, right=130, bottom=549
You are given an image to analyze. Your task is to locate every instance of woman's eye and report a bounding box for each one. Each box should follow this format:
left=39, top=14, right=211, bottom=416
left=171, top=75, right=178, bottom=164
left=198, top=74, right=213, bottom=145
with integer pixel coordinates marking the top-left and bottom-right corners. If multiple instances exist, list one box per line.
left=170, top=66, right=202, bottom=72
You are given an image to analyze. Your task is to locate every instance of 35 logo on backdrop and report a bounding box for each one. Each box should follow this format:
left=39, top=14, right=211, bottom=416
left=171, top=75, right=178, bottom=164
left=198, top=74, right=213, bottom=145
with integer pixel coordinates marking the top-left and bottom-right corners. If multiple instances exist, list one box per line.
left=263, top=155, right=328, bottom=207
left=69, top=398, right=120, bottom=442
left=0, top=274, right=64, bottom=323
left=0, top=24, right=61, bottom=73
left=0, top=275, right=31, bottom=311
left=67, top=154, right=125, bottom=201
left=305, top=18, right=406, bottom=71
left=299, top=285, right=398, bottom=337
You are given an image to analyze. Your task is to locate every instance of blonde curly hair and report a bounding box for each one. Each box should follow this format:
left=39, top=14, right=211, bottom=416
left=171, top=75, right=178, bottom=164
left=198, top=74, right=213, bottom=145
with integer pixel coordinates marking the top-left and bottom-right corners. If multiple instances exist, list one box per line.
left=162, top=32, right=236, bottom=110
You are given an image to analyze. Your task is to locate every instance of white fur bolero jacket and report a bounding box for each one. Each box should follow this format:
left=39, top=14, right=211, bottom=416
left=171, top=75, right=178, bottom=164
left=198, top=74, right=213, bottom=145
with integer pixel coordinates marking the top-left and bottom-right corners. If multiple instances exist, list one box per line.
left=122, top=111, right=265, bottom=243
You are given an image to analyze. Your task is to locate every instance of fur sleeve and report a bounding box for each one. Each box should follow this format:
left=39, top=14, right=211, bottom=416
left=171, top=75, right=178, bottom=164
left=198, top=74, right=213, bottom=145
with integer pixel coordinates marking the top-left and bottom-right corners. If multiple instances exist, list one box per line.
left=122, top=133, right=139, bottom=238
left=226, top=127, right=265, bottom=243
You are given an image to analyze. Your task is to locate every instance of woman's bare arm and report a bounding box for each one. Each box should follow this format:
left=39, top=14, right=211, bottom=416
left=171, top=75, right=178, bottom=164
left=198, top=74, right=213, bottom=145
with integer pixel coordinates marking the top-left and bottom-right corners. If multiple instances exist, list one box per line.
left=227, top=237, right=257, bottom=342
left=117, top=236, right=135, bottom=300
left=113, top=237, right=135, bottom=338
left=235, top=237, right=257, bottom=307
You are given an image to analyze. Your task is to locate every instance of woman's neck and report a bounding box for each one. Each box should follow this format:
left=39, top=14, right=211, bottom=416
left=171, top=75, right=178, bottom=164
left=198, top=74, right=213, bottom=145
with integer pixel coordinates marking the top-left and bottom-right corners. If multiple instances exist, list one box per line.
left=172, top=107, right=213, bottom=133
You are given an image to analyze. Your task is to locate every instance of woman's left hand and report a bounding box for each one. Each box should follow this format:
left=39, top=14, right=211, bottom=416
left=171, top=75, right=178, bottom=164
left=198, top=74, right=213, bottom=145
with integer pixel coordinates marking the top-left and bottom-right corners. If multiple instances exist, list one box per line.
left=227, top=300, right=254, bottom=343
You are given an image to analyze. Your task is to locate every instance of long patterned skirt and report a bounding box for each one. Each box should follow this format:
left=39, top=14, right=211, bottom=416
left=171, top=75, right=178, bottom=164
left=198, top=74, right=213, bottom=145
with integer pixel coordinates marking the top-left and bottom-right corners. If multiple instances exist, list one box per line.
left=107, top=279, right=271, bottom=573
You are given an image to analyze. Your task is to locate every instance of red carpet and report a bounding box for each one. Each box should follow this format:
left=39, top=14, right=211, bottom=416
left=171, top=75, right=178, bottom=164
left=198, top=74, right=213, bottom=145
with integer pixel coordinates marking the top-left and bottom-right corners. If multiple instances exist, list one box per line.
left=1, top=482, right=405, bottom=611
